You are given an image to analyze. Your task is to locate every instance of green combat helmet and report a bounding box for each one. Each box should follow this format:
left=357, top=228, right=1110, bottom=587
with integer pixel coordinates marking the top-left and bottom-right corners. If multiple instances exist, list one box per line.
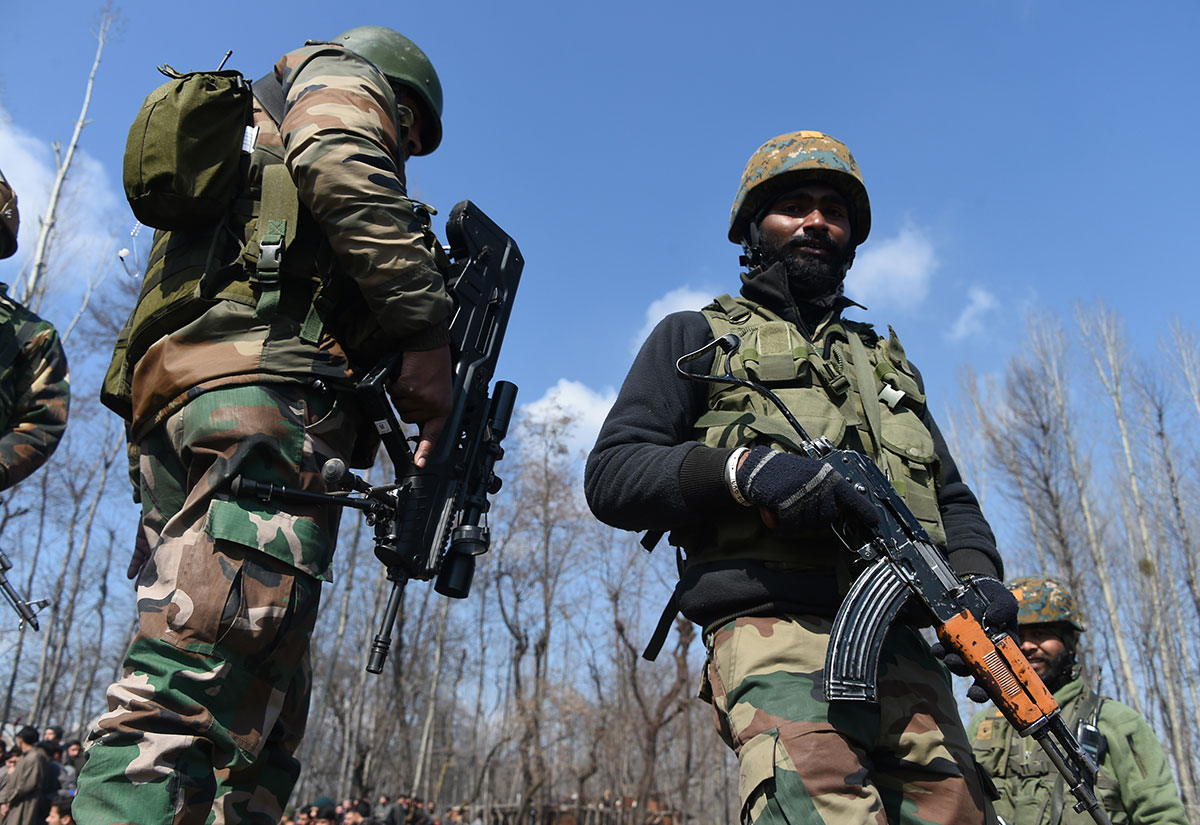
left=1009, top=575, right=1087, bottom=634
left=332, top=26, right=443, bottom=155
left=728, top=130, right=871, bottom=248
left=0, top=168, right=18, bottom=260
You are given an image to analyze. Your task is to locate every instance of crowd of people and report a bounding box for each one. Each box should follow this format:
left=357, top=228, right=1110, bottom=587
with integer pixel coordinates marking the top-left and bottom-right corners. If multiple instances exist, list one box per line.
left=0, top=725, right=84, bottom=825
left=282, top=794, right=481, bottom=825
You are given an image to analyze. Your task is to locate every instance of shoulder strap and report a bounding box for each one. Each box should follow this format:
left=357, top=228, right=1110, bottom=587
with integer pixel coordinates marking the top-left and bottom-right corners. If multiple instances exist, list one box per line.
left=249, top=163, right=300, bottom=323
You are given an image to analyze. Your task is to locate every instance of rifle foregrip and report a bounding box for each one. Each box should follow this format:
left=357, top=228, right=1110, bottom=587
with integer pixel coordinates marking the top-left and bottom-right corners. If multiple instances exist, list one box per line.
left=937, top=610, right=1058, bottom=730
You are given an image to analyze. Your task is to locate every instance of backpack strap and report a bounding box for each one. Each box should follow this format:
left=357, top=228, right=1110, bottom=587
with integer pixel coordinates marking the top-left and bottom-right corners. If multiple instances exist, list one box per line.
left=251, top=163, right=299, bottom=322
left=251, top=72, right=327, bottom=343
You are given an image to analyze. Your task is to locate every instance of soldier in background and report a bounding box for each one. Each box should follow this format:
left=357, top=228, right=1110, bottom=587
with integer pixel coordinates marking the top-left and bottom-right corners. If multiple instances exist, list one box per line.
left=968, top=577, right=1188, bottom=824
left=0, top=169, right=69, bottom=497
left=75, top=26, right=453, bottom=825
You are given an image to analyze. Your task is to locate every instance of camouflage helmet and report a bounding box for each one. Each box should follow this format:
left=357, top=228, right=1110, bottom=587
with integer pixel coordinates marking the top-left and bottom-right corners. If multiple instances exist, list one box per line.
left=728, top=130, right=871, bottom=248
left=1009, top=576, right=1087, bottom=633
left=332, top=26, right=443, bottom=155
left=0, top=168, right=18, bottom=260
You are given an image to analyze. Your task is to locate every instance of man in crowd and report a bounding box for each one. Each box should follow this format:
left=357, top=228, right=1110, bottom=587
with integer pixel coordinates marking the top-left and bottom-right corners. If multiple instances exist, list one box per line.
left=969, top=576, right=1188, bottom=824
left=76, top=25, right=454, bottom=825
left=344, top=799, right=373, bottom=825
left=46, top=795, right=75, bottom=825
left=0, top=726, right=50, bottom=825
left=586, top=131, right=1012, bottom=823
left=313, top=805, right=338, bottom=825
left=0, top=169, right=70, bottom=500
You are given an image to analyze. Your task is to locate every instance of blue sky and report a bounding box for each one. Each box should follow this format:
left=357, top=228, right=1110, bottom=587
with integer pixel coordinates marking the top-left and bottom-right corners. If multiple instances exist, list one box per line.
left=1, top=0, right=1198, bottom=461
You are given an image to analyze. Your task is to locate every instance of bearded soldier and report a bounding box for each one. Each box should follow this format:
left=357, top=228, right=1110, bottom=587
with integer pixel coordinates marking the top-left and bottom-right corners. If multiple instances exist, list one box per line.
left=76, top=27, right=453, bottom=825
left=586, top=131, right=1013, bottom=824
left=969, top=577, right=1188, bottom=825
left=0, top=169, right=69, bottom=496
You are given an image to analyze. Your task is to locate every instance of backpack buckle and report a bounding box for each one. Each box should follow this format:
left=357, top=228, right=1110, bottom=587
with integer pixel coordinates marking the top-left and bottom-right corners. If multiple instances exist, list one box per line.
left=256, top=219, right=287, bottom=279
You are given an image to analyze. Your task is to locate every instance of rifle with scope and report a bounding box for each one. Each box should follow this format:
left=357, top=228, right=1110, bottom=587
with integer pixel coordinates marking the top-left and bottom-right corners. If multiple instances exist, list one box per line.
left=234, top=199, right=523, bottom=673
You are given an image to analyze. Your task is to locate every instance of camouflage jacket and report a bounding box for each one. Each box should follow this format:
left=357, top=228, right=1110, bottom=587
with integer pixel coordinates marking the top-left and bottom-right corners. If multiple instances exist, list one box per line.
left=126, top=43, right=452, bottom=442
left=0, top=284, right=69, bottom=492
left=968, top=675, right=1188, bottom=825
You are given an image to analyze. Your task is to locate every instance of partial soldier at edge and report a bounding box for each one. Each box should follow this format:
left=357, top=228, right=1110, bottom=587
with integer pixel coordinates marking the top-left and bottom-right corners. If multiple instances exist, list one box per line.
left=0, top=168, right=70, bottom=497
left=968, top=577, right=1188, bottom=825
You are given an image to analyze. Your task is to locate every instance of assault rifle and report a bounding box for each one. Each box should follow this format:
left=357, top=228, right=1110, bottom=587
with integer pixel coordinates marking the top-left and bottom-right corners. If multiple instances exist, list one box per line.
left=234, top=200, right=522, bottom=673
left=677, top=333, right=1111, bottom=825
left=1, top=548, right=49, bottom=631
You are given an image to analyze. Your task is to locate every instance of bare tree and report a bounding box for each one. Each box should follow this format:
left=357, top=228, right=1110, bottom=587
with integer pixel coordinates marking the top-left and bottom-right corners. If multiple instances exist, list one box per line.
left=19, top=7, right=117, bottom=310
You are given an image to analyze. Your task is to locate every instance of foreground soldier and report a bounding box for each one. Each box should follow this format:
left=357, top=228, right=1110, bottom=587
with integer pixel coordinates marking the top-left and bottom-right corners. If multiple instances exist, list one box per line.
left=586, top=131, right=1009, bottom=824
left=969, top=577, right=1188, bottom=824
left=0, top=169, right=70, bottom=496
left=76, top=27, right=453, bottom=825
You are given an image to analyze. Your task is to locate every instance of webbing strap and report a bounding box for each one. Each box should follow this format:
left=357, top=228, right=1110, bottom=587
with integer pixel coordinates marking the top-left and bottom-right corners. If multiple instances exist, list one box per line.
left=714, top=293, right=751, bottom=322
left=253, top=164, right=299, bottom=322
left=848, top=332, right=887, bottom=471
left=692, top=409, right=809, bottom=455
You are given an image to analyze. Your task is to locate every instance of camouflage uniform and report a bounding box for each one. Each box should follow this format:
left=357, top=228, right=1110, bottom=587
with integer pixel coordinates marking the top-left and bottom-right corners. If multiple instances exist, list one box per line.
left=0, top=283, right=70, bottom=492
left=586, top=133, right=999, bottom=824
left=76, top=42, right=450, bottom=825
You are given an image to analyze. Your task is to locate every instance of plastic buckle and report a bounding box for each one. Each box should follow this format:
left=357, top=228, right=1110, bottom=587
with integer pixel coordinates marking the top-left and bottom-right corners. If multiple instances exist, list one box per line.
left=257, top=238, right=283, bottom=278
left=879, top=384, right=906, bottom=410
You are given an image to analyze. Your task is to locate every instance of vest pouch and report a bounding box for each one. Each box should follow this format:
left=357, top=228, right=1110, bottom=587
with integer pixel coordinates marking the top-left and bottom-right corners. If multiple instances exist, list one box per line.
left=123, top=68, right=252, bottom=230
left=878, top=406, right=944, bottom=544
left=732, top=321, right=811, bottom=386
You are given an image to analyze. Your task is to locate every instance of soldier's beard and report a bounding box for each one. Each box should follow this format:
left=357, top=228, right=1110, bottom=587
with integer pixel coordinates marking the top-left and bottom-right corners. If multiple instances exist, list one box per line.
left=761, top=232, right=850, bottom=302
left=1030, top=648, right=1075, bottom=693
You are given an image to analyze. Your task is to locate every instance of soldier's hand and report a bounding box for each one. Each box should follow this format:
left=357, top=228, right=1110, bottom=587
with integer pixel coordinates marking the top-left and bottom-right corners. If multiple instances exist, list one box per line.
left=735, top=446, right=879, bottom=534
left=387, top=344, right=452, bottom=468
left=127, top=517, right=153, bottom=581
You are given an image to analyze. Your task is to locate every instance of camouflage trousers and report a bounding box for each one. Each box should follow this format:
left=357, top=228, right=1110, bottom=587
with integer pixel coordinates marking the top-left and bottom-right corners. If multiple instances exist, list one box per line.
left=76, top=384, right=358, bottom=825
left=701, top=614, right=992, bottom=825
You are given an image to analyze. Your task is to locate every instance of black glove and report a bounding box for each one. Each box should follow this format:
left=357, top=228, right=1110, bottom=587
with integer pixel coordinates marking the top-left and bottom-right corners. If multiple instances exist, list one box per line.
left=735, top=446, right=880, bottom=534
left=930, top=576, right=1020, bottom=702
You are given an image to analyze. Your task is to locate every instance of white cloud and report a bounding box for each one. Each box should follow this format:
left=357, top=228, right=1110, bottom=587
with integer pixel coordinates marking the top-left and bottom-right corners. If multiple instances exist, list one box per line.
left=847, top=223, right=937, bottom=312
left=520, top=379, right=617, bottom=459
left=631, top=286, right=713, bottom=354
left=947, top=286, right=999, bottom=342
left=0, top=108, right=124, bottom=293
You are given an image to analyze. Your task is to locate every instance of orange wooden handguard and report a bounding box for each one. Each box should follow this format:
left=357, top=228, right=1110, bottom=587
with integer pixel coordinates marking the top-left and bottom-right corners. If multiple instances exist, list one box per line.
left=938, top=609, right=1059, bottom=730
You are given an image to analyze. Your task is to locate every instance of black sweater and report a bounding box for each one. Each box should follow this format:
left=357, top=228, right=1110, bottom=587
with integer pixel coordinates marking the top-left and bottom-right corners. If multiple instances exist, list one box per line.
left=584, top=263, right=1000, bottom=624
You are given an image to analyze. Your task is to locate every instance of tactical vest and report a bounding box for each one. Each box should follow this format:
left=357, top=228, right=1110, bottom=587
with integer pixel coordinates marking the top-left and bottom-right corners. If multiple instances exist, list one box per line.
left=974, top=688, right=1124, bottom=824
left=670, top=294, right=946, bottom=568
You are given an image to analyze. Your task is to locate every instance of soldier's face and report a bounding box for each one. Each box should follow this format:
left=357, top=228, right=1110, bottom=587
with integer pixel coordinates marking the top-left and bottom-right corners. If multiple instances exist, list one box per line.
left=1020, top=625, right=1071, bottom=682
left=759, top=184, right=853, bottom=298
